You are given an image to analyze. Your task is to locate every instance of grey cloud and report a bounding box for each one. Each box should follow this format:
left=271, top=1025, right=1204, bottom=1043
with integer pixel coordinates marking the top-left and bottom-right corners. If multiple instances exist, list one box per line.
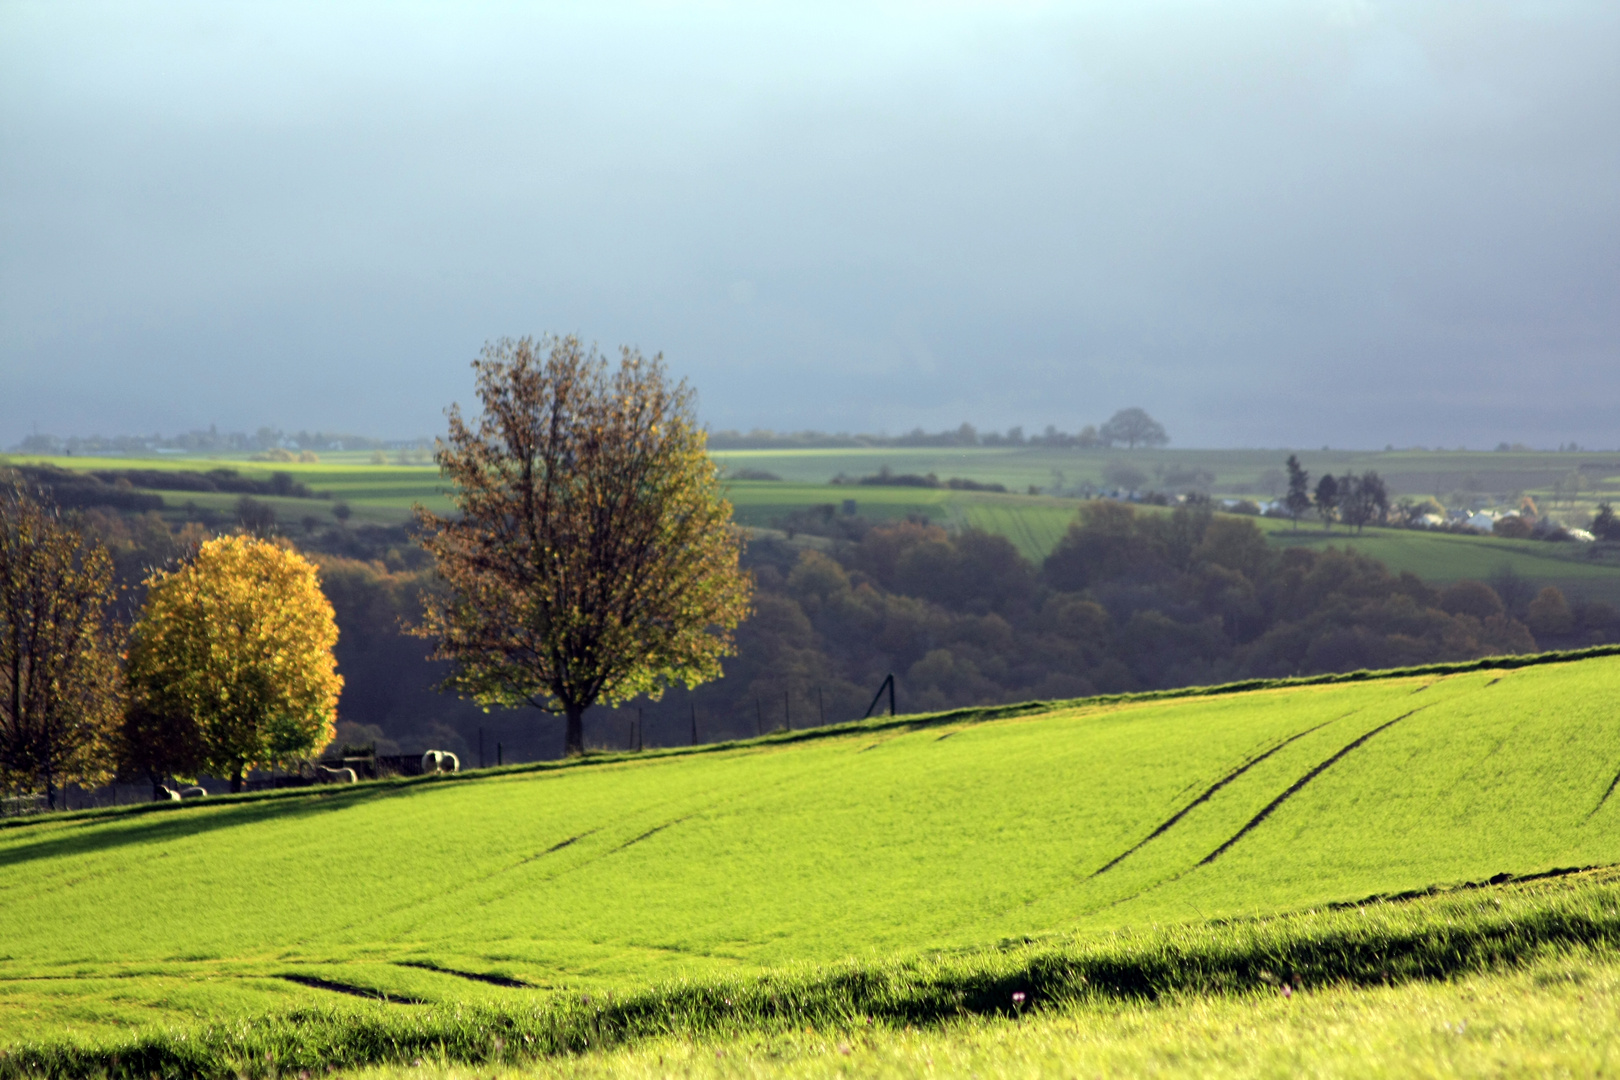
left=2, top=1, right=1616, bottom=447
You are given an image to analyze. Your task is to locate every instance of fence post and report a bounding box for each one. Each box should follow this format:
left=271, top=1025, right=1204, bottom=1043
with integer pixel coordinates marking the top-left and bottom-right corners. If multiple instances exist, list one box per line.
left=862, top=674, right=896, bottom=720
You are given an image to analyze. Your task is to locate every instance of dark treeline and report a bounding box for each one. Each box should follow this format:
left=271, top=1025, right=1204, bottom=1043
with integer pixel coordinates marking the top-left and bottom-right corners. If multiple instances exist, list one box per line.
left=11, top=426, right=423, bottom=455
left=710, top=408, right=1169, bottom=451
left=80, top=498, right=1619, bottom=762
left=8, top=464, right=321, bottom=510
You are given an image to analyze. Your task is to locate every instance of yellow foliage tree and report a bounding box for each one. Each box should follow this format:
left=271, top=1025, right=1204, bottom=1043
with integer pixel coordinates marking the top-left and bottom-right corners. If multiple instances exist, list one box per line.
left=127, top=535, right=342, bottom=791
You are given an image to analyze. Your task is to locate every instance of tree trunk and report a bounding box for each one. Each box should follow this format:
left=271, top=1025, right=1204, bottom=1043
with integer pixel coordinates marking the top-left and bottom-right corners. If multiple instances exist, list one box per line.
left=564, top=704, right=585, bottom=757
left=230, top=761, right=244, bottom=793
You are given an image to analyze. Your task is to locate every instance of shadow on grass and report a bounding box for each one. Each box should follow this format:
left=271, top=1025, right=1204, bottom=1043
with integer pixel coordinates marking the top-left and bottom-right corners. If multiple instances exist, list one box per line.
left=6, top=866, right=1620, bottom=1080
left=0, top=783, right=421, bottom=871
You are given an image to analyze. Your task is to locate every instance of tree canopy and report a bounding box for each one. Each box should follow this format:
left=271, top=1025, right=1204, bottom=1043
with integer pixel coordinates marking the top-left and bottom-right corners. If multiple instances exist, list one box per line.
left=0, top=480, right=123, bottom=807
left=416, top=334, right=753, bottom=756
left=1098, top=408, right=1169, bottom=449
left=126, top=534, right=342, bottom=790
left=1284, top=455, right=1312, bottom=530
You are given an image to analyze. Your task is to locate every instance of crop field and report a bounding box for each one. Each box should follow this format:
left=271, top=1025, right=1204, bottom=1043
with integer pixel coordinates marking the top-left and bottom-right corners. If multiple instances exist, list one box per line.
left=709, top=446, right=1620, bottom=507
left=13, top=453, right=1620, bottom=598
left=3, top=650, right=1620, bottom=1075
left=1251, top=517, right=1620, bottom=603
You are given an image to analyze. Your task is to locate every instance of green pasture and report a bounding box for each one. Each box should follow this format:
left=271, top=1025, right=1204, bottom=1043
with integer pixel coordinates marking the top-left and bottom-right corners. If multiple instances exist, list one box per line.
left=711, top=445, right=1620, bottom=505
left=12, top=454, right=1620, bottom=596
left=4, top=652, right=1620, bottom=1058
left=1252, top=517, right=1620, bottom=602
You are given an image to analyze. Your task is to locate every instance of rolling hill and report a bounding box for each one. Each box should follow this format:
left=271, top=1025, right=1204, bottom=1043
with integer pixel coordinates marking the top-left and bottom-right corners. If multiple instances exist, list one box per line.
left=9, top=453, right=1620, bottom=594
left=3, top=650, right=1618, bottom=1052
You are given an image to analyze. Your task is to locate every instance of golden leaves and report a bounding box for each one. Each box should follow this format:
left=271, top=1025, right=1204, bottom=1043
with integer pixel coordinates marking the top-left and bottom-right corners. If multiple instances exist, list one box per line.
left=128, top=535, right=343, bottom=780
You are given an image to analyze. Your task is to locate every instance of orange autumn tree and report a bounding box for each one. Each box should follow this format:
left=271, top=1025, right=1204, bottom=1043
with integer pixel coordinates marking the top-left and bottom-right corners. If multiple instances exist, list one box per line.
left=416, top=335, right=752, bottom=756
left=127, top=535, right=342, bottom=791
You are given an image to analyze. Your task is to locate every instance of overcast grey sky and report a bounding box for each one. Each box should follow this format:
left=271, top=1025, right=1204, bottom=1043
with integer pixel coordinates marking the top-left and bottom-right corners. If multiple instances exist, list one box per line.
left=2, top=1, right=1616, bottom=449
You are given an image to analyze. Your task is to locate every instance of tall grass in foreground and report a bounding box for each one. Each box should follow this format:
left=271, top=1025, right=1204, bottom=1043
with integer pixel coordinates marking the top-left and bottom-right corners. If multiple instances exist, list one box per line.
left=5, top=868, right=1619, bottom=1079
left=361, top=952, right=1620, bottom=1079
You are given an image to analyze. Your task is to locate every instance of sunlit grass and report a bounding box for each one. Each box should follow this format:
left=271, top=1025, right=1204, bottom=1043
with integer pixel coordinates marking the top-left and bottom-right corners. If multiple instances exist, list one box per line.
left=351, top=951, right=1620, bottom=1080
left=2, top=653, right=1619, bottom=1061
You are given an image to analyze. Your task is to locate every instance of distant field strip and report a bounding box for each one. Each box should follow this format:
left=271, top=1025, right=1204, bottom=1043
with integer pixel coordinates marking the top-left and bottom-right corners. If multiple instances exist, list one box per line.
left=16, top=455, right=1620, bottom=592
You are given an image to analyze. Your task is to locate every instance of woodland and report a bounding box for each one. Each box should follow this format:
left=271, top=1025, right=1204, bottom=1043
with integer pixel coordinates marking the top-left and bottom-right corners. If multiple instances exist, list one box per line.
left=78, top=497, right=1618, bottom=762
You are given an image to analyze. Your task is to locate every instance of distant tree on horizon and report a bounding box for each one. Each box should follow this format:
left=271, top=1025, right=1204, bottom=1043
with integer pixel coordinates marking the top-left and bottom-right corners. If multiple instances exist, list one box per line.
left=1339, top=471, right=1390, bottom=533
left=1284, top=455, right=1312, bottom=532
left=1314, top=473, right=1340, bottom=530
left=1098, top=408, right=1169, bottom=450
left=1591, top=502, right=1620, bottom=542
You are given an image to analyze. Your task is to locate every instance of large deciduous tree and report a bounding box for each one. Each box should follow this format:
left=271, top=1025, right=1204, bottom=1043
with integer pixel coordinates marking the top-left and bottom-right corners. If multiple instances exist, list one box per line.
left=416, top=334, right=753, bottom=757
left=0, top=481, right=123, bottom=809
left=1097, top=408, right=1169, bottom=450
left=126, top=535, right=342, bottom=791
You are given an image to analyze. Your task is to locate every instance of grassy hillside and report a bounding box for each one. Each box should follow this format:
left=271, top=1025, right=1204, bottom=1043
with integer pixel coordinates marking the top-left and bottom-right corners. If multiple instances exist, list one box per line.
left=3, top=651, right=1619, bottom=1053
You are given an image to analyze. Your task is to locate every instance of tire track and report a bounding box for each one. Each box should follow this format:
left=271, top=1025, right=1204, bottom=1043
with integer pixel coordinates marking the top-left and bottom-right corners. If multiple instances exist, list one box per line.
left=1588, top=766, right=1620, bottom=820
left=1090, top=718, right=1341, bottom=878
left=1196, top=706, right=1431, bottom=867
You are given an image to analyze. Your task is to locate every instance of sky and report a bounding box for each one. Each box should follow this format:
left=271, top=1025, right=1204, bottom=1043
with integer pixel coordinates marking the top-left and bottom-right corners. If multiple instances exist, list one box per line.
left=2, top=1, right=1617, bottom=449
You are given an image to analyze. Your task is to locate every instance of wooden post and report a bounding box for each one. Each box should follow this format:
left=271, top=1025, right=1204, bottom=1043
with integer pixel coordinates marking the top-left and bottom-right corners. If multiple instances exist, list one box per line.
left=497, top=742, right=503, bottom=766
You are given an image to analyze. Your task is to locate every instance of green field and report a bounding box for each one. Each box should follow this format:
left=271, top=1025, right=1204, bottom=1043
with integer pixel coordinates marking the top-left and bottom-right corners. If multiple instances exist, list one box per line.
left=9, top=450, right=1620, bottom=594
left=4, top=651, right=1620, bottom=1073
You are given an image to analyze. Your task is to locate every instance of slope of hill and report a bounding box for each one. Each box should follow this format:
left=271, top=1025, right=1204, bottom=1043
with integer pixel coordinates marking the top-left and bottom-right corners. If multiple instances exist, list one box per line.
left=3, top=652, right=1618, bottom=1050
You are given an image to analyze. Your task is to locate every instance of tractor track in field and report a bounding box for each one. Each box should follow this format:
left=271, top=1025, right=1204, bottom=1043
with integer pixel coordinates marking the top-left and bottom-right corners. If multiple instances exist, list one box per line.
left=395, top=960, right=536, bottom=988
left=1588, top=766, right=1620, bottom=819
left=1197, top=706, right=1432, bottom=867
left=279, top=973, right=429, bottom=1004
left=1090, top=718, right=1343, bottom=878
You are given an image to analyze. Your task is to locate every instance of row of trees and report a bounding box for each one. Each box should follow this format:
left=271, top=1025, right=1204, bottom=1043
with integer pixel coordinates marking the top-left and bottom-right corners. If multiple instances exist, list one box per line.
left=0, top=482, right=342, bottom=806
left=3, top=335, right=758, bottom=794
left=1283, top=456, right=1390, bottom=532
left=706, top=408, right=1171, bottom=451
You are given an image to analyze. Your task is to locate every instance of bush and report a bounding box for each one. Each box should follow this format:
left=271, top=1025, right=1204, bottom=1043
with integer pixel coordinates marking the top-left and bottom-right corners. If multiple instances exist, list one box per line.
left=1439, top=580, right=1505, bottom=620
left=1526, top=587, right=1575, bottom=639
